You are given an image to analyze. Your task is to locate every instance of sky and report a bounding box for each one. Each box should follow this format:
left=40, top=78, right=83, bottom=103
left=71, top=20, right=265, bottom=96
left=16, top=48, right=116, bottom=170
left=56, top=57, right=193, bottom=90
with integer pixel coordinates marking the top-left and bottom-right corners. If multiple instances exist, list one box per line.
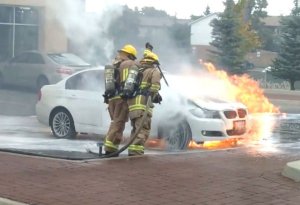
left=86, top=0, right=295, bottom=19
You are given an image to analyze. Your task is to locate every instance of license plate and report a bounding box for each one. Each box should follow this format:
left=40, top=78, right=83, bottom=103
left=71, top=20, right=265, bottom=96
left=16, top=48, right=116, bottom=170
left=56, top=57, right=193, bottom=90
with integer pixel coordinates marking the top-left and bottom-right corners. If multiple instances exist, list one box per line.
left=234, top=120, right=246, bottom=130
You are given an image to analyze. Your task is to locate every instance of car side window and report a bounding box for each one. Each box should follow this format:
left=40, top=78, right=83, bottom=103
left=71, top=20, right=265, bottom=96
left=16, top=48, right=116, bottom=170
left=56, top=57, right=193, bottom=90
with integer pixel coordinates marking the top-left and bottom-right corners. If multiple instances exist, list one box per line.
left=66, top=70, right=104, bottom=92
left=10, top=53, right=28, bottom=63
left=27, top=53, right=45, bottom=64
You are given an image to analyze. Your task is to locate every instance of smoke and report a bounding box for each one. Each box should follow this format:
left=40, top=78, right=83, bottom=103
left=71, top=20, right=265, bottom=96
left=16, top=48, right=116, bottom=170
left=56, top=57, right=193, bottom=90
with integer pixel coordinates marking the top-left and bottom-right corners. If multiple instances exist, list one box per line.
left=46, top=0, right=124, bottom=64
left=164, top=68, right=237, bottom=102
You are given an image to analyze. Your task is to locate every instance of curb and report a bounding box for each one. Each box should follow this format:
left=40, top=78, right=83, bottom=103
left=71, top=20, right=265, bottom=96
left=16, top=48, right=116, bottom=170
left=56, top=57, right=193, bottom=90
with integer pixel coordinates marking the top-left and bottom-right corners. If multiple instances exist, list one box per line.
left=282, top=160, right=300, bottom=182
left=0, top=198, right=28, bottom=205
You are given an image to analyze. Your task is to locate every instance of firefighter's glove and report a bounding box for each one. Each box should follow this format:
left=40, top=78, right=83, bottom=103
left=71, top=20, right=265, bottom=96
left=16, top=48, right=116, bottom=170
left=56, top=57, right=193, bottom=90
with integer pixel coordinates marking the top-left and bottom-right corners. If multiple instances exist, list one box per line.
left=152, top=93, right=162, bottom=104
left=145, top=42, right=153, bottom=51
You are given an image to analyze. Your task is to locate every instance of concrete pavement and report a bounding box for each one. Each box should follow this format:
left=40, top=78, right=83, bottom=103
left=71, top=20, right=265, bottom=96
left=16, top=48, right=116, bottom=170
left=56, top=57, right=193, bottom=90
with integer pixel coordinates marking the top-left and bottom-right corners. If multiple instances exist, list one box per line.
left=0, top=148, right=300, bottom=205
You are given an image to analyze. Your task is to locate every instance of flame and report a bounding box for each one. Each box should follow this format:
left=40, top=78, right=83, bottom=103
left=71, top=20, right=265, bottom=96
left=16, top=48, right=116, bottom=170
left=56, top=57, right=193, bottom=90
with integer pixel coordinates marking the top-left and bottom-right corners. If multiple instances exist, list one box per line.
left=204, top=63, right=279, bottom=113
left=188, top=63, right=279, bottom=149
left=145, top=63, right=279, bottom=150
left=189, top=139, right=241, bottom=150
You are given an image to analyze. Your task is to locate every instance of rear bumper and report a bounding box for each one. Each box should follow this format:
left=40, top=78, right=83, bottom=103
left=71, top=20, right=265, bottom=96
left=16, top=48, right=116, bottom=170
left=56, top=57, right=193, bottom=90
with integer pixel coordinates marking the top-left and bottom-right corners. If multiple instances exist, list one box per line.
left=36, top=102, right=50, bottom=126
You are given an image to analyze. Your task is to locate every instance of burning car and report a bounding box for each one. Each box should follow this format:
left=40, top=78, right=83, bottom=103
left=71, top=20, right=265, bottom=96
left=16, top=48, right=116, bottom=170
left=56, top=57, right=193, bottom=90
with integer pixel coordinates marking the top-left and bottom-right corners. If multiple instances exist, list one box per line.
left=36, top=68, right=250, bottom=150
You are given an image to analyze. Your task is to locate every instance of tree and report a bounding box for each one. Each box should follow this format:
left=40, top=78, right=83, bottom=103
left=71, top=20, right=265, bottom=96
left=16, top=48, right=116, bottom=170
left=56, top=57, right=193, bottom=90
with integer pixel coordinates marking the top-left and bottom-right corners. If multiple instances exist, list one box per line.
left=234, top=0, right=262, bottom=53
left=140, top=7, right=169, bottom=17
left=190, top=6, right=210, bottom=21
left=271, top=1, right=300, bottom=90
left=210, top=0, right=245, bottom=74
left=168, top=22, right=191, bottom=52
left=107, top=6, right=141, bottom=54
left=203, top=5, right=211, bottom=16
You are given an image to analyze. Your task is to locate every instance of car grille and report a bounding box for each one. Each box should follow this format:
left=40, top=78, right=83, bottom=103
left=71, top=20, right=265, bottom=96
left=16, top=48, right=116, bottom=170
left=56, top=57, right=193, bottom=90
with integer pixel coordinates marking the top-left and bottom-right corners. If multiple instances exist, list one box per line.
left=238, top=109, right=247, bottom=118
left=226, top=129, right=246, bottom=136
left=224, top=110, right=237, bottom=119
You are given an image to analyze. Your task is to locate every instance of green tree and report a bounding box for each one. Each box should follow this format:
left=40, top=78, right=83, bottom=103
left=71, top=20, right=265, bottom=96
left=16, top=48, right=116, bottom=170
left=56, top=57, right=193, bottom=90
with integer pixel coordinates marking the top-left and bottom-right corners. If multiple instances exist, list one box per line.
left=235, top=0, right=263, bottom=53
left=271, top=1, right=300, bottom=90
left=190, top=6, right=210, bottom=21
left=210, top=0, right=244, bottom=74
left=203, top=5, right=211, bottom=16
left=168, top=22, right=191, bottom=52
left=107, top=6, right=141, bottom=53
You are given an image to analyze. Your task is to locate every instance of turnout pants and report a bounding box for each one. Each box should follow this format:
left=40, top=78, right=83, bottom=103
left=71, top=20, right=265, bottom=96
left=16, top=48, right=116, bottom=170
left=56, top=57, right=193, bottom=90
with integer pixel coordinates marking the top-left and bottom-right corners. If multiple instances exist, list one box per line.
left=104, top=97, right=128, bottom=152
left=128, top=95, right=153, bottom=156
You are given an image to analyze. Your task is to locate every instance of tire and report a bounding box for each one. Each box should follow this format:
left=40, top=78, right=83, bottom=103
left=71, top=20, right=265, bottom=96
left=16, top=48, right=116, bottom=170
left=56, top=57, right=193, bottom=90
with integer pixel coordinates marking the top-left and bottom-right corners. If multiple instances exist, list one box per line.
left=159, top=120, right=192, bottom=151
left=36, top=76, right=49, bottom=91
left=50, top=108, right=77, bottom=139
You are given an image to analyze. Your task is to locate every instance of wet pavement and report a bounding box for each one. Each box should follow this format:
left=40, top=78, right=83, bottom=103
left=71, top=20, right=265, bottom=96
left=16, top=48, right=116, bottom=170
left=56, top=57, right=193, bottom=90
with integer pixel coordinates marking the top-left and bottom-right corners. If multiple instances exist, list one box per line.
left=1, top=113, right=300, bottom=160
left=0, top=115, right=182, bottom=159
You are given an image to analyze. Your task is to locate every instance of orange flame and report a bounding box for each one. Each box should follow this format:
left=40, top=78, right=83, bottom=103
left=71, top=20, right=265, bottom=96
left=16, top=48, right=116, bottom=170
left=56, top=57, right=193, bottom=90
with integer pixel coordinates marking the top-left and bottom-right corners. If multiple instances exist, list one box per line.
left=204, top=63, right=279, bottom=113
left=145, top=63, right=279, bottom=150
left=189, top=139, right=241, bottom=150
left=188, top=63, right=279, bottom=149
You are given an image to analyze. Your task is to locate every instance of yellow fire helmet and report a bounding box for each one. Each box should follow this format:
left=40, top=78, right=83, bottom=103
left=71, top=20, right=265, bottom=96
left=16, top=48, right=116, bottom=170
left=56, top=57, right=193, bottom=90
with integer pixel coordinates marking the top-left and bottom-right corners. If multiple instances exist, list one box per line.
left=143, top=49, right=159, bottom=61
left=118, top=44, right=137, bottom=59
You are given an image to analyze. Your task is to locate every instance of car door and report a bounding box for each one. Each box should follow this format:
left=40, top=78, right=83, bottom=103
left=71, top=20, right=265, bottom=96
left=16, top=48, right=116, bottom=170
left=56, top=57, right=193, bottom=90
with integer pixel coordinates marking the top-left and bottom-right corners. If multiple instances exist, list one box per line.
left=3, top=54, right=27, bottom=86
left=16, top=52, right=45, bottom=88
left=64, top=70, right=105, bottom=130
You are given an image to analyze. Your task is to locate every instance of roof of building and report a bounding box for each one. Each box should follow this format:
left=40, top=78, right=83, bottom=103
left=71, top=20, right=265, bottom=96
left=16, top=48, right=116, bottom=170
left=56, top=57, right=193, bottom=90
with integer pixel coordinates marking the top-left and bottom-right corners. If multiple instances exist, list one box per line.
left=189, top=13, right=218, bottom=25
left=139, top=16, right=190, bottom=27
left=189, top=14, right=282, bottom=27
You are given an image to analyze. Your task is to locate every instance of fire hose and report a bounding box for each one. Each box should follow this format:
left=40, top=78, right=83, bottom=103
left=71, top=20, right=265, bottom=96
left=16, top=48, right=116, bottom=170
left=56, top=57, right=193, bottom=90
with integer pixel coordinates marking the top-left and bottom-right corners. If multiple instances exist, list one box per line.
left=86, top=95, right=152, bottom=158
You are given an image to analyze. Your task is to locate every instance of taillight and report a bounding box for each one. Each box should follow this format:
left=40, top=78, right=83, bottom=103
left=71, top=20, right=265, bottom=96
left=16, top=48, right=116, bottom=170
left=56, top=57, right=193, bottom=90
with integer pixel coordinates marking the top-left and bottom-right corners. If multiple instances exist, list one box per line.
left=56, top=67, right=73, bottom=75
left=38, top=89, right=42, bottom=101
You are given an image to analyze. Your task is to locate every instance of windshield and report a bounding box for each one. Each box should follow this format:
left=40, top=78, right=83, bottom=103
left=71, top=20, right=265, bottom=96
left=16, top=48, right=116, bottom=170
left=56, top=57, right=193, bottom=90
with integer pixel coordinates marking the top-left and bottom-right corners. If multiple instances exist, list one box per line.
left=48, top=53, right=90, bottom=67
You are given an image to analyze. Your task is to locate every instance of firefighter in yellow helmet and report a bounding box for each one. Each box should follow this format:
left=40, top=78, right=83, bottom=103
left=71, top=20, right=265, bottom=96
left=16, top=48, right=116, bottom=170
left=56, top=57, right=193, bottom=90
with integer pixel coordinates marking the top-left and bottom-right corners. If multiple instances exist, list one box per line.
left=103, top=44, right=137, bottom=156
left=126, top=43, right=162, bottom=156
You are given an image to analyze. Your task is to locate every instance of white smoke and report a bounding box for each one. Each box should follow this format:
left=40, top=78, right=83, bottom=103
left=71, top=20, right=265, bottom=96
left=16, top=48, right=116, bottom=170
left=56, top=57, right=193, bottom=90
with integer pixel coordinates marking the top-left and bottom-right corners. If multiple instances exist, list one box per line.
left=46, top=0, right=124, bottom=64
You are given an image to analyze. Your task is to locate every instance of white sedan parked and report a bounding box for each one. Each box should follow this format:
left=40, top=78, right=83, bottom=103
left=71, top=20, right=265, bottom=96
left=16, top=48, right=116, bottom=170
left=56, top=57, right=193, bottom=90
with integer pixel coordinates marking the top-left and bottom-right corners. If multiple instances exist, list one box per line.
left=36, top=68, right=250, bottom=150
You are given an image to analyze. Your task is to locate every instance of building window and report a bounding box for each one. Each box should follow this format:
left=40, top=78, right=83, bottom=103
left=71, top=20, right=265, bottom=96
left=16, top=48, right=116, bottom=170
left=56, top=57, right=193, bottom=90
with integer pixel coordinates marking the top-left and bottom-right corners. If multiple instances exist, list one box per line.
left=15, top=7, right=39, bottom=24
left=0, top=5, right=39, bottom=61
left=0, top=25, right=13, bottom=61
left=15, top=25, right=39, bottom=56
left=0, top=6, right=13, bottom=23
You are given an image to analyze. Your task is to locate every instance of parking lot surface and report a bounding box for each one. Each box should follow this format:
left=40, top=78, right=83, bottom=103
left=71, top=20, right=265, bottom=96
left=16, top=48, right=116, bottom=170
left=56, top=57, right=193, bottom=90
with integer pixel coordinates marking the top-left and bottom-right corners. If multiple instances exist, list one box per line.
left=0, top=147, right=300, bottom=205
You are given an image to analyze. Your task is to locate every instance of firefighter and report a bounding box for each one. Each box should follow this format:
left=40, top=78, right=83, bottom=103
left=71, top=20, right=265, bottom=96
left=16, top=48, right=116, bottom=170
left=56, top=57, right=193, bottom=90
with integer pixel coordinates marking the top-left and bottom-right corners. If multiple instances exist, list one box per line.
left=103, top=44, right=137, bottom=156
left=126, top=47, right=162, bottom=156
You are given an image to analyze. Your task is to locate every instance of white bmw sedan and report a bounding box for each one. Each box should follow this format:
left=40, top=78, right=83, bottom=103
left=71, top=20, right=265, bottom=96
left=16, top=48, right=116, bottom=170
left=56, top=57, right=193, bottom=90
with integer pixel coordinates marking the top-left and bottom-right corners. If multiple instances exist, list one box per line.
left=36, top=68, right=250, bottom=150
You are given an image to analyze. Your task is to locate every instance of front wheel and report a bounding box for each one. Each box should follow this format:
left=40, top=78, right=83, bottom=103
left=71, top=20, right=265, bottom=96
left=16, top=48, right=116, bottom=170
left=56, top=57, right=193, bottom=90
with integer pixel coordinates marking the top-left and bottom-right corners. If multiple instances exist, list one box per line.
left=159, top=120, right=192, bottom=150
left=50, top=109, right=77, bottom=139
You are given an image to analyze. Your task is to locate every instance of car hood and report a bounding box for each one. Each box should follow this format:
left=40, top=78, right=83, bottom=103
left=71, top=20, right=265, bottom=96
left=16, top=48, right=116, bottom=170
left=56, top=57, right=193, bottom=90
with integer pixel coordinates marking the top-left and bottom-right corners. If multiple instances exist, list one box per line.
left=192, top=97, right=247, bottom=111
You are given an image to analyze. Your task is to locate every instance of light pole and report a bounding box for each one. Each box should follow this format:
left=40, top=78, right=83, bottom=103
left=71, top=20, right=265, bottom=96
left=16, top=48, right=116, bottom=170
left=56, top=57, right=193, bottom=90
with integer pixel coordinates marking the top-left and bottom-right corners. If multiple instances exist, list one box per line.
left=262, top=66, right=272, bottom=88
